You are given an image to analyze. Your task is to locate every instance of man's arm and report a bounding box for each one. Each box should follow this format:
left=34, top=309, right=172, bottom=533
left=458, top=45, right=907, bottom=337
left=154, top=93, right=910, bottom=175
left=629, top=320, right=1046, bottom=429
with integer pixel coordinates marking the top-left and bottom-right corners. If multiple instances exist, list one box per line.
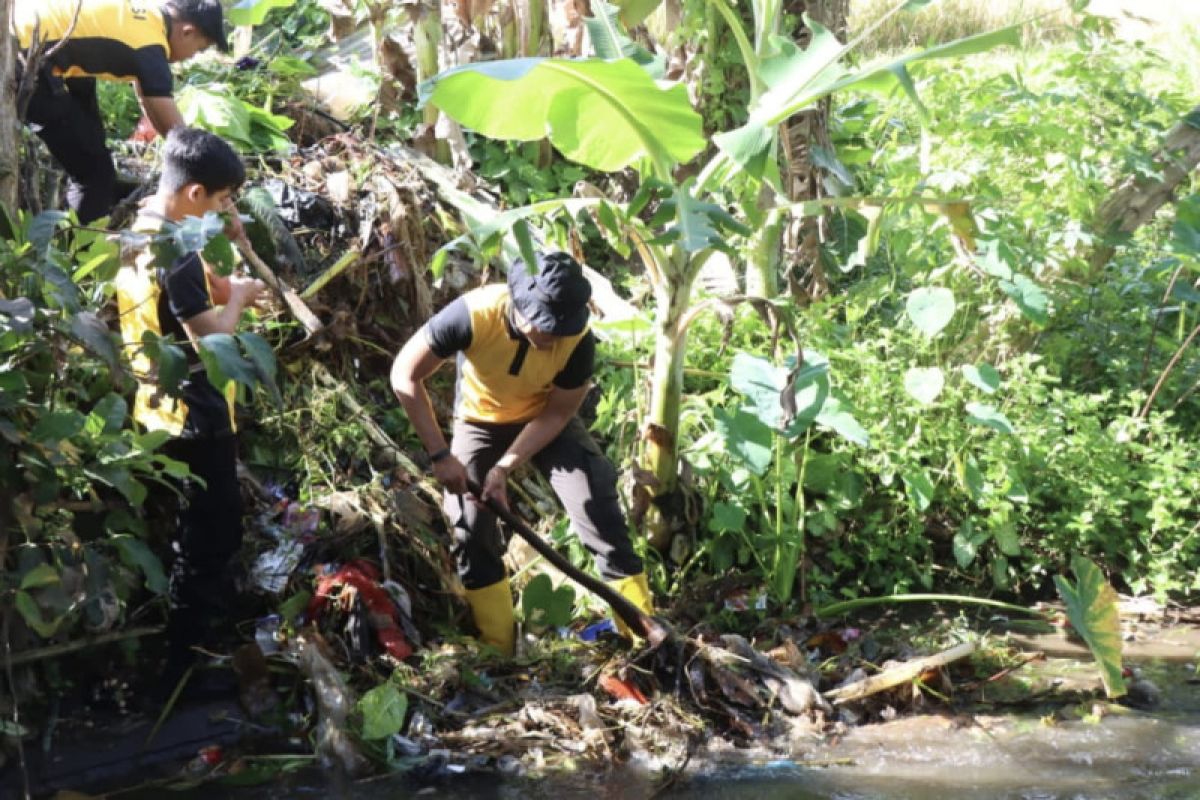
left=137, top=89, right=185, bottom=135
left=481, top=382, right=589, bottom=508
left=391, top=333, right=468, bottom=493
left=180, top=276, right=265, bottom=338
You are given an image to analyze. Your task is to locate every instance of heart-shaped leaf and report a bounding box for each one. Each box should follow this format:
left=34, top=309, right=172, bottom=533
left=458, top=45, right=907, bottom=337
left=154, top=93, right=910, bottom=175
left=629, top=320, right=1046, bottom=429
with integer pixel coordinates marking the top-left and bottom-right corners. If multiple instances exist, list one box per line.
left=965, top=402, right=1015, bottom=434
left=906, top=287, right=956, bottom=338
left=904, top=366, right=944, bottom=405
left=961, top=363, right=1000, bottom=394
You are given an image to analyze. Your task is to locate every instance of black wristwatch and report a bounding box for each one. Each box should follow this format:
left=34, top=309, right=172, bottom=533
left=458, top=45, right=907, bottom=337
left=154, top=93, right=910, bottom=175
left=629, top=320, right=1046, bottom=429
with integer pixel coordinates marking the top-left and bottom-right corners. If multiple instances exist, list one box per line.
left=429, top=447, right=452, bottom=464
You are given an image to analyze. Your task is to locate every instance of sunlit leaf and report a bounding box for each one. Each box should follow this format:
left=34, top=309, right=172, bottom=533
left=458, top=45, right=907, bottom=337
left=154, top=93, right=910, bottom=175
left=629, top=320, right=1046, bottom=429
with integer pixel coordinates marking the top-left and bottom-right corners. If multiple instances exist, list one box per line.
left=901, top=468, right=935, bottom=511
left=730, top=352, right=787, bottom=429
left=998, top=274, right=1049, bottom=325
left=425, top=57, right=704, bottom=174
left=952, top=519, right=989, bottom=568
left=227, top=0, right=296, bottom=27
left=816, top=397, right=870, bottom=447
left=965, top=402, right=1015, bottom=434
left=358, top=682, right=408, bottom=740
left=1054, top=557, right=1126, bottom=698
left=961, top=363, right=1000, bottom=394
left=86, top=394, right=128, bottom=437
left=903, top=366, right=944, bottom=405
left=714, top=407, right=774, bottom=475
left=905, top=287, right=956, bottom=338
left=521, top=573, right=576, bottom=629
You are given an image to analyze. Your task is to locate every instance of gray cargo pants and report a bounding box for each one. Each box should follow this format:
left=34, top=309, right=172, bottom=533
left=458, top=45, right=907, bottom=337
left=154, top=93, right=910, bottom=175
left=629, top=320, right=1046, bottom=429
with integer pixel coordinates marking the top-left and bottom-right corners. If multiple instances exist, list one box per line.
left=444, top=416, right=644, bottom=589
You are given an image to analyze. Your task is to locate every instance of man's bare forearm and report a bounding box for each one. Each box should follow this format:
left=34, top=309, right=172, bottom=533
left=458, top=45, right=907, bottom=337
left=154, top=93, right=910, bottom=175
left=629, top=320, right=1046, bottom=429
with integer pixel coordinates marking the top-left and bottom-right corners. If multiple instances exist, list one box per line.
left=394, top=380, right=449, bottom=456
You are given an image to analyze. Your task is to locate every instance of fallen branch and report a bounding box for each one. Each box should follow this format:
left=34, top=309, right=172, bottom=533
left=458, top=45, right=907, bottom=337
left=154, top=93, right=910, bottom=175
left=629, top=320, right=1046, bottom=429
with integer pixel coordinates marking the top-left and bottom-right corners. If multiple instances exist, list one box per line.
left=235, top=237, right=324, bottom=336
left=825, top=640, right=979, bottom=705
left=311, top=362, right=440, bottom=506
left=8, top=625, right=163, bottom=667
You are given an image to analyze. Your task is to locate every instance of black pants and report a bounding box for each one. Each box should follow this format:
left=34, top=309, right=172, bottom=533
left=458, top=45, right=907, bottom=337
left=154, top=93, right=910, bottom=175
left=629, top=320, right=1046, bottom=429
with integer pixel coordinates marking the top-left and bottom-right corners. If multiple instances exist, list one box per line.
left=162, top=435, right=244, bottom=666
left=22, top=70, right=117, bottom=224
left=444, top=417, right=643, bottom=589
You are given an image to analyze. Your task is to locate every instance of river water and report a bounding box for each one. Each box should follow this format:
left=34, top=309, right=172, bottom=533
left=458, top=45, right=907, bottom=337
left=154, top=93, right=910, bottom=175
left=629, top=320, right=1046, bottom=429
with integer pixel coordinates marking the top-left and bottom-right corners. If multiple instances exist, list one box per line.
left=169, top=661, right=1200, bottom=800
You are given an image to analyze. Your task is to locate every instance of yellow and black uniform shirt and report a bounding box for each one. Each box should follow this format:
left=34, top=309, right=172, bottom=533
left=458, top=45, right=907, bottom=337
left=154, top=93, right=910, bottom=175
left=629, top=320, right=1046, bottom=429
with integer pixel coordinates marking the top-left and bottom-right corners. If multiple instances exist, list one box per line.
left=116, top=213, right=236, bottom=438
left=424, top=284, right=594, bottom=425
left=14, top=0, right=174, bottom=97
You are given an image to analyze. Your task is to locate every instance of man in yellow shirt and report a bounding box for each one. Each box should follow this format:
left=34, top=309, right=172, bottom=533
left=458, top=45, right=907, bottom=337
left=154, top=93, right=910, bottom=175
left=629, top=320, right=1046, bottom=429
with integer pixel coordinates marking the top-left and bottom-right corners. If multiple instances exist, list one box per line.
left=390, top=252, right=653, bottom=655
left=15, top=0, right=229, bottom=222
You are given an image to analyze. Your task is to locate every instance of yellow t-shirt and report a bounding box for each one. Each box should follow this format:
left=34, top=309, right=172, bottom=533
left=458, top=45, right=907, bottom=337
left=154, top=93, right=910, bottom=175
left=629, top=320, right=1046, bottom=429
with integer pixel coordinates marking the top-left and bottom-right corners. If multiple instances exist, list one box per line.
left=15, top=0, right=174, bottom=96
left=115, top=213, right=237, bottom=437
left=423, top=285, right=593, bottom=424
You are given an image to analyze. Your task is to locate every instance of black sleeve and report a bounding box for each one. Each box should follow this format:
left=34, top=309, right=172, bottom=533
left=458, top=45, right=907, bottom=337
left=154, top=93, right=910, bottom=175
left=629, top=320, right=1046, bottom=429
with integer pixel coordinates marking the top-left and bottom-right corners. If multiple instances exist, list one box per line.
left=553, top=331, right=595, bottom=389
left=163, top=253, right=212, bottom=322
left=423, top=297, right=472, bottom=358
left=135, top=46, right=173, bottom=97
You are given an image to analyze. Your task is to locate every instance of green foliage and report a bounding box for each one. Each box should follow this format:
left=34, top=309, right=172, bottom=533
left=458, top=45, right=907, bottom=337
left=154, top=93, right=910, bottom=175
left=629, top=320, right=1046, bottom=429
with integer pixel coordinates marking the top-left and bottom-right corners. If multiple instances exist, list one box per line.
left=521, top=573, right=576, bottom=629
left=357, top=680, right=408, bottom=740
left=228, top=0, right=297, bottom=27
left=0, top=210, right=279, bottom=639
left=176, top=86, right=294, bottom=152
left=1054, top=558, right=1126, bottom=698
left=425, top=57, right=705, bottom=175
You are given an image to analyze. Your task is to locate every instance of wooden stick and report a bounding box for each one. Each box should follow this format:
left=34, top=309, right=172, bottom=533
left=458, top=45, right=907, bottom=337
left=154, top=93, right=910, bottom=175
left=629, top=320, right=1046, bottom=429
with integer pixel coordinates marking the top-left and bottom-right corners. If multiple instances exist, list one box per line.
left=825, top=640, right=979, bottom=705
left=467, top=478, right=671, bottom=648
left=8, top=626, right=164, bottom=667
left=235, top=237, right=324, bottom=335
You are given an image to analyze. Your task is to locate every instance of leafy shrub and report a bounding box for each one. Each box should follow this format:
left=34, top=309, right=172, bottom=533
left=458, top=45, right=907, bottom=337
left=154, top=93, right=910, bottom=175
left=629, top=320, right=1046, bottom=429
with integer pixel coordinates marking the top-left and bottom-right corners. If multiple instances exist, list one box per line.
left=0, top=210, right=278, bottom=640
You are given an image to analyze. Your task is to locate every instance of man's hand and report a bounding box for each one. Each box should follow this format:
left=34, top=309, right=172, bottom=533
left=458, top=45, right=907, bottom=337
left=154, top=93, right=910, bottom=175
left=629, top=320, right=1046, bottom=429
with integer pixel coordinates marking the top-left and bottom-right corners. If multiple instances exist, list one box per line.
left=229, top=276, right=268, bottom=308
left=222, top=201, right=247, bottom=243
left=480, top=465, right=510, bottom=510
left=433, top=455, right=468, bottom=495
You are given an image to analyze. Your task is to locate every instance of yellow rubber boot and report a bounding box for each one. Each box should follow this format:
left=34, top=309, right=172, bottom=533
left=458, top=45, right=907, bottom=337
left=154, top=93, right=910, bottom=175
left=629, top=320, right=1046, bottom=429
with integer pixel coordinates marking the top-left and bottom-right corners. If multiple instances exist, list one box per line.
left=464, top=579, right=515, bottom=656
left=607, top=573, right=654, bottom=639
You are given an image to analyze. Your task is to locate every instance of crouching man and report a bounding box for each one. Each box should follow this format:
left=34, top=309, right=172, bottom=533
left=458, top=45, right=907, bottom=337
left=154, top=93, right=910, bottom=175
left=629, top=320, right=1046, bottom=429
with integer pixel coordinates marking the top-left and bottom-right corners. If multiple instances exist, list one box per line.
left=390, top=252, right=652, bottom=655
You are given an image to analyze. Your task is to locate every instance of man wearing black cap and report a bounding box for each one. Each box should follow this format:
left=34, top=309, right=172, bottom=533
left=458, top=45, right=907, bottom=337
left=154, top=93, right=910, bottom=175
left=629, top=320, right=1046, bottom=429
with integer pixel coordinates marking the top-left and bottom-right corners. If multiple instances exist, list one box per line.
left=15, top=0, right=230, bottom=223
left=391, top=252, right=653, bottom=655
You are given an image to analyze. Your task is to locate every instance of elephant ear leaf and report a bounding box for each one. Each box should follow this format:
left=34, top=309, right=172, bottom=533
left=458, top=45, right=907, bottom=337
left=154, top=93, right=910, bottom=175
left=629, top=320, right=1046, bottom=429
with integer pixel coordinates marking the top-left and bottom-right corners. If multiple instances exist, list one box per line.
left=1054, top=557, right=1126, bottom=699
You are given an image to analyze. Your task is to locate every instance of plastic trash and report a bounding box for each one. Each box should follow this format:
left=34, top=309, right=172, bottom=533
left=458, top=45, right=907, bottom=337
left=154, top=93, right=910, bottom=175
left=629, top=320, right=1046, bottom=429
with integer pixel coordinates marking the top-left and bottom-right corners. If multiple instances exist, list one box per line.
left=255, top=615, right=282, bottom=655
left=307, top=561, right=414, bottom=661
left=293, top=635, right=364, bottom=773
left=579, top=619, right=617, bottom=642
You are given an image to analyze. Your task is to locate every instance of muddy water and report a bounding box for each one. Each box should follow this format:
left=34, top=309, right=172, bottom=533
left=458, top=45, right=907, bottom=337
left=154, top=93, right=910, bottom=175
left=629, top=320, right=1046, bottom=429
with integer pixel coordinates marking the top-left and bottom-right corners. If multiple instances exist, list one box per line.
left=663, top=661, right=1200, bottom=800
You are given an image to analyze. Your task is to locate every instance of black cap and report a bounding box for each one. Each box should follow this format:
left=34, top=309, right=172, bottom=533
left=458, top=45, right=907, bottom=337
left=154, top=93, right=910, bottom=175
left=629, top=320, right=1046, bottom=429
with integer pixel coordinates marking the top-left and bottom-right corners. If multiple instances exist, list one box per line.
left=508, top=252, right=592, bottom=337
left=168, top=0, right=230, bottom=53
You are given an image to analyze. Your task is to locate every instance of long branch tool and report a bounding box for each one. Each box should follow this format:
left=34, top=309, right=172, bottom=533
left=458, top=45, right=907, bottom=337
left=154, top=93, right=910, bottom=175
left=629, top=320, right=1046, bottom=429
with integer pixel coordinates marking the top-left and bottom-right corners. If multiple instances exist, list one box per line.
left=235, top=236, right=324, bottom=336
left=467, top=479, right=672, bottom=647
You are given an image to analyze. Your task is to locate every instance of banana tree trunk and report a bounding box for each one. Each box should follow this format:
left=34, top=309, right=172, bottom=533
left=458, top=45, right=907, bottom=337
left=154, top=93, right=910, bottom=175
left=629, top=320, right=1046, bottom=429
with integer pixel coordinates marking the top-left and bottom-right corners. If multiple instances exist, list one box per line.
left=780, top=0, right=847, bottom=302
left=644, top=260, right=696, bottom=552
left=1089, top=105, right=1200, bottom=276
left=0, top=0, right=16, bottom=212
left=409, top=1, right=449, bottom=163
left=524, top=0, right=548, bottom=55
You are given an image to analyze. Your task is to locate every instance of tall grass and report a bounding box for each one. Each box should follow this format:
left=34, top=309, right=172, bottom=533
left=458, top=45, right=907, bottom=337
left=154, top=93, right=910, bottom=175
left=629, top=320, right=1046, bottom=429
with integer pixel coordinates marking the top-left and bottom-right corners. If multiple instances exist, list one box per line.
left=848, top=0, right=1073, bottom=54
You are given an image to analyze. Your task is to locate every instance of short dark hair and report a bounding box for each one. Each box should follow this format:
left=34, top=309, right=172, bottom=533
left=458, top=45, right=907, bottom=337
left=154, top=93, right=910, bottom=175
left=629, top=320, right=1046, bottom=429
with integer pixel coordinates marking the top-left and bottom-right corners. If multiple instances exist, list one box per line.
left=159, top=127, right=245, bottom=195
left=161, top=0, right=230, bottom=52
